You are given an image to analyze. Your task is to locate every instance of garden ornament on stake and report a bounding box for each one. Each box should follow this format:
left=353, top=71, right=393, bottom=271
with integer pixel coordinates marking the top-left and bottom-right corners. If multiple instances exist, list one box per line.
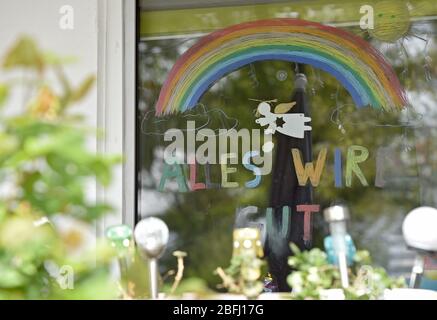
left=134, top=217, right=169, bottom=299
left=323, top=205, right=351, bottom=288
left=106, top=225, right=133, bottom=280
left=402, top=207, right=437, bottom=288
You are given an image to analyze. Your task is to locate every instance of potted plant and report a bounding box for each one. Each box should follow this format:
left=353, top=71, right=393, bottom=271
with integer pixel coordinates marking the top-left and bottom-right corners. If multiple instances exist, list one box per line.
left=287, top=244, right=406, bottom=300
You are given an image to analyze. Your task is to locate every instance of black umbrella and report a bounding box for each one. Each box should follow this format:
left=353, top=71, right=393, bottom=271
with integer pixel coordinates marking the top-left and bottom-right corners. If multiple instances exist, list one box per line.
left=266, top=65, right=314, bottom=291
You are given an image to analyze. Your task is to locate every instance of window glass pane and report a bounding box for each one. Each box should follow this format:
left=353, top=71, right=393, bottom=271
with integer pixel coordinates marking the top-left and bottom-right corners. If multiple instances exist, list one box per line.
left=137, top=1, right=437, bottom=289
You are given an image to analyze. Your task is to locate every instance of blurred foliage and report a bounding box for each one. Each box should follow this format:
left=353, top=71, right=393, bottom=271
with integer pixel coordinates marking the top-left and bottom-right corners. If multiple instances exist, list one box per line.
left=287, top=243, right=406, bottom=300
left=161, top=251, right=213, bottom=298
left=138, top=18, right=437, bottom=289
left=215, top=252, right=266, bottom=298
left=163, top=277, right=212, bottom=296
left=0, top=36, right=121, bottom=299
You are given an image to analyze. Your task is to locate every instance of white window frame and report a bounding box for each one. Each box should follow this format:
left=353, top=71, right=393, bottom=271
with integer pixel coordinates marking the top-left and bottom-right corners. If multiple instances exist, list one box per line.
left=96, top=0, right=137, bottom=234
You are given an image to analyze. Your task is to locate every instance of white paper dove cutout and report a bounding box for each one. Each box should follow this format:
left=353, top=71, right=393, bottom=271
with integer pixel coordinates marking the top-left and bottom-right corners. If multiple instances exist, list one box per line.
left=255, top=102, right=312, bottom=139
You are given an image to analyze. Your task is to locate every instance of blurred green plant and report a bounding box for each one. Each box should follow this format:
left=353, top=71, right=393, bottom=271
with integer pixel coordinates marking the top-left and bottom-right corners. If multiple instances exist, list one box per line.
left=287, top=243, right=406, bottom=300
left=215, top=253, right=266, bottom=299
left=0, top=36, right=121, bottom=299
left=160, top=250, right=213, bottom=298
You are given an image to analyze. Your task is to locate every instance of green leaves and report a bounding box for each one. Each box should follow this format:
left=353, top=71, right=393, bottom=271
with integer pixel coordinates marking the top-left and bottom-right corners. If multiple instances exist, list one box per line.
left=0, top=118, right=120, bottom=220
left=287, top=243, right=339, bottom=299
left=0, top=133, right=19, bottom=159
left=288, top=244, right=329, bottom=271
left=0, top=216, right=57, bottom=297
left=71, top=75, right=96, bottom=103
left=287, top=244, right=406, bottom=300
left=353, top=249, right=372, bottom=265
left=2, top=37, right=78, bottom=75
left=2, top=36, right=45, bottom=72
left=0, top=84, right=9, bottom=107
left=43, top=51, right=77, bottom=66
left=0, top=36, right=121, bottom=299
left=0, top=262, right=28, bottom=288
left=216, top=253, right=265, bottom=298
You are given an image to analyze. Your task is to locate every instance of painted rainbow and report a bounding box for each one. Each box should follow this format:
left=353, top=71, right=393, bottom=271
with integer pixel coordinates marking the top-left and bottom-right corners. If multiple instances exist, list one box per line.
left=155, top=19, right=407, bottom=115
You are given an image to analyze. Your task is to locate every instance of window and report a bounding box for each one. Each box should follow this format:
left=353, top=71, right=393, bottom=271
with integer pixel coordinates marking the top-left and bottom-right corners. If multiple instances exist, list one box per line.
left=136, top=0, right=437, bottom=290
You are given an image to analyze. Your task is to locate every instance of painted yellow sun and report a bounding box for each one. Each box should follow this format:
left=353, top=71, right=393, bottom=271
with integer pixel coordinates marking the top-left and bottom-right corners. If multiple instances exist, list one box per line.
left=368, top=1, right=411, bottom=43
